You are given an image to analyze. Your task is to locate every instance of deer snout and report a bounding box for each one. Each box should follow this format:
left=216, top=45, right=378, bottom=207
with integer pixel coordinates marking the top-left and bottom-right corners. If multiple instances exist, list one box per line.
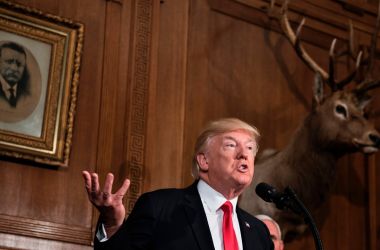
left=369, top=133, right=380, bottom=148
left=360, top=131, right=380, bottom=154
left=353, top=131, right=380, bottom=153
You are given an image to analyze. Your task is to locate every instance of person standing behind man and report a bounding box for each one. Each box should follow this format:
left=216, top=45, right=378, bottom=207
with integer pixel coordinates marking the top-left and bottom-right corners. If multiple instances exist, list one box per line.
left=0, top=42, right=29, bottom=108
left=83, top=118, right=274, bottom=250
left=256, top=214, right=284, bottom=250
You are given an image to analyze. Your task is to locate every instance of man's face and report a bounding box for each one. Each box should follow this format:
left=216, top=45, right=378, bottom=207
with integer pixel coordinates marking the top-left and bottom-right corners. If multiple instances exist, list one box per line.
left=0, top=47, right=26, bottom=86
left=263, top=220, right=284, bottom=250
left=198, top=129, right=256, bottom=197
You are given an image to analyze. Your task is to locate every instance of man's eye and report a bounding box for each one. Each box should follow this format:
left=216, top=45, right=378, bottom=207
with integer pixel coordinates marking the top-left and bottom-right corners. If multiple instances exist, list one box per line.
left=226, top=143, right=236, bottom=147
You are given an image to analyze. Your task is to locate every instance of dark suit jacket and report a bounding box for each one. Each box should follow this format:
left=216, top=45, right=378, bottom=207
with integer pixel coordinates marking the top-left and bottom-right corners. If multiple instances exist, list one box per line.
left=0, top=86, right=9, bottom=103
left=95, top=182, right=273, bottom=250
left=0, top=69, right=30, bottom=107
left=0, top=80, right=29, bottom=107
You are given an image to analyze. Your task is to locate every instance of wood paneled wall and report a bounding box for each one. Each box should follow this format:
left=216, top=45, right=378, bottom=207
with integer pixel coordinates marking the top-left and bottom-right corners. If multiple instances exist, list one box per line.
left=0, top=0, right=379, bottom=249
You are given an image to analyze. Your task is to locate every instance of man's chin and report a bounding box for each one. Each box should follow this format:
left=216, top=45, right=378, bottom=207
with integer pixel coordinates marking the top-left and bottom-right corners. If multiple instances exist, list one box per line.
left=235, top=176, right=252, bottom=189
left=6, top=81, right=18, bottom=86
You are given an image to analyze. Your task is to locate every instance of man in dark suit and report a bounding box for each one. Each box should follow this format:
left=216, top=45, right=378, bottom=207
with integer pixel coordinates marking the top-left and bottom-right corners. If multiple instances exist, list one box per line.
left=0, top=42, right=30, bottom=108
left=83, top=118, right=274, bottom=250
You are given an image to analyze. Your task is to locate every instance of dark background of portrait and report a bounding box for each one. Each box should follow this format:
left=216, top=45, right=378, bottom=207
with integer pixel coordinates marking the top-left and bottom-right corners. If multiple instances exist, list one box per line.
left=0, top=0, right=379, bottom=249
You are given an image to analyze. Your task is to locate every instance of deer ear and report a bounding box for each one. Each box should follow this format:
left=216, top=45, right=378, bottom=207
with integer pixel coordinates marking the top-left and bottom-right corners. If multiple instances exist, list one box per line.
left=357, top=95, right=372, bottom=111
left=312, top=72, right=324, bottom=107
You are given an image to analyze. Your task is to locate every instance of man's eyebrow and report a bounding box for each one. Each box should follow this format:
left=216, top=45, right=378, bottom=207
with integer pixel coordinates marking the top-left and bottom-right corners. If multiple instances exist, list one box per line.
left=222, top=135, right=254, bottom=143
left=223, top=135, right=236, bottom=141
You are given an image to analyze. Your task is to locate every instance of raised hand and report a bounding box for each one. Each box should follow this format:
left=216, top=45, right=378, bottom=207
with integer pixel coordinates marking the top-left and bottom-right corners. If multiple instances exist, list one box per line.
left=82, top=171, right=130, bottom=238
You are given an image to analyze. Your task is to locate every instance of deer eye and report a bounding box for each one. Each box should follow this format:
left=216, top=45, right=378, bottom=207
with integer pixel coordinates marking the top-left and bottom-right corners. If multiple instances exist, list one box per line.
left=335, top=104, right=348, bottom=118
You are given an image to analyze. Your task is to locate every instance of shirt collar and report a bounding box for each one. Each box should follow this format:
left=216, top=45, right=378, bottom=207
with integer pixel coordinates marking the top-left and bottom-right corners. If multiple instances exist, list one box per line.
left=197, top=179, right=238, bottom=214
left=0, top=74, right=17, bottom=98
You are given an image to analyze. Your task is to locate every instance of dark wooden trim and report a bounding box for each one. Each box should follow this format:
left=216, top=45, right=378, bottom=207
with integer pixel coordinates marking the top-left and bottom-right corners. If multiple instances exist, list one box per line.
left=0, top=215, right=92, bottom=245
left=105, top=0, right=123, bottom=5
left=368, top=155, right=377, bottom=250
left=208, top=0, right=380, bottom=50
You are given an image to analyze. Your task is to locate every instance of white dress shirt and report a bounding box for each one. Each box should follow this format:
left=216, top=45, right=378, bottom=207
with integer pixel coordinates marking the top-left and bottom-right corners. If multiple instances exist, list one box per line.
left=197, top=179, right=243, bottom=250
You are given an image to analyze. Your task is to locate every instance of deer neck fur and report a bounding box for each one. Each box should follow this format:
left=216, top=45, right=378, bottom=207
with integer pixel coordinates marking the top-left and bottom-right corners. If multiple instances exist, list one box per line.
left=272, top=114, right=340, bottom=207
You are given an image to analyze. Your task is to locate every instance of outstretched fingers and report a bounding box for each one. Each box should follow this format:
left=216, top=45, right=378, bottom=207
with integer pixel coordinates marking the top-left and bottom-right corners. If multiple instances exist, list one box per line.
left=82, top=171, right=107, bottom=206
left=82, top=171, right=130, bottom=204
left=82, top=170, right=97, bottom=198
left=102, top=173, right=114, bottom=201
left=82, top=171, right=91, bottom=191
left=115, top=178, right=130, bottom=199
left=91, top=173, right=100, bottom=194
left=82, top=171, right=129, bottom=236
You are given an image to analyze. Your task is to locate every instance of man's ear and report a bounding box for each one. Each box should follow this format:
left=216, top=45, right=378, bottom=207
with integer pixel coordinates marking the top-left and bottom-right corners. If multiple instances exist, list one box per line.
left=196, top=153, right=209, bottom=172
left=279, top=241, right=284, bottom=250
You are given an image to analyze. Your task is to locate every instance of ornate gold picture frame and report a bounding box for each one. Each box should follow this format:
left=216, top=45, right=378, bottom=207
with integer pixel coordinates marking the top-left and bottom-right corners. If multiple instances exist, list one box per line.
left=0, top=0, right=84, bottom=167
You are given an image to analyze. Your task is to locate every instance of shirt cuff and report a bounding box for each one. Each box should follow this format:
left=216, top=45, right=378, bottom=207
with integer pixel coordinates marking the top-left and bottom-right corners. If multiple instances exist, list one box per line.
left=96, top=223, right=109, bottom=242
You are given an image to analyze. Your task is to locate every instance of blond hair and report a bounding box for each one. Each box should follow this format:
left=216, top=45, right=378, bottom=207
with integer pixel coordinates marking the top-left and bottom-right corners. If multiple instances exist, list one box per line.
left=192, top=118, right=260, bottom=179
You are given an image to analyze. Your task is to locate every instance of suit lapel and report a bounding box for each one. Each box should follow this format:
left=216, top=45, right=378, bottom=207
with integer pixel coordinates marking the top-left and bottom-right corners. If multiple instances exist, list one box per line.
left=183, top=182, right=215, bottom=250
left=238, top=208, right=256, bottom=250
left=0, top=86, right=6, bottom=98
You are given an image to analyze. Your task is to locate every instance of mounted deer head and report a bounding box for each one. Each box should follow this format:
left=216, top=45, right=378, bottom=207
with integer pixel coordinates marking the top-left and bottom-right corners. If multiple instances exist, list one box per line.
left=239, top=0, right=380, bottom=241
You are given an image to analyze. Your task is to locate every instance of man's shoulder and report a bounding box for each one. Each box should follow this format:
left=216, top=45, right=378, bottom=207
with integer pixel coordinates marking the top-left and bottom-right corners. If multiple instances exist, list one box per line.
left=142, top=187, right=184, bottom=199
left=138, top=182, right=198, bottom=204
left=237, top=207, right=274, bottom=249
left=237, top=207, right=267, bottom=228
left=237, top=207, right=255, bottom=219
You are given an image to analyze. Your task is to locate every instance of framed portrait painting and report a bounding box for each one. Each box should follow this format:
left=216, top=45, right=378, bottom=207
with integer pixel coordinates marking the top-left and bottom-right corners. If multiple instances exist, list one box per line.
left=0, top=0, right=84, bottom=167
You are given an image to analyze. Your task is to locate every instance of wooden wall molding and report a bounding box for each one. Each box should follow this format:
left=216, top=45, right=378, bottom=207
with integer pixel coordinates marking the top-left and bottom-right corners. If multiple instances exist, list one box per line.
left=125, top=0, right=154, bottom=214
left=208, top=0, right=380, bottom=50
left=106, top=0, right=123, bottom=4
left=0, top=214, right=92, bottom=245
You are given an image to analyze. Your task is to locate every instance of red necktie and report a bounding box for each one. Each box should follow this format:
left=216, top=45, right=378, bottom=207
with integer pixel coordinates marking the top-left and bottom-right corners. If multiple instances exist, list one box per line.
left=221, top=201, right=239, bottom=250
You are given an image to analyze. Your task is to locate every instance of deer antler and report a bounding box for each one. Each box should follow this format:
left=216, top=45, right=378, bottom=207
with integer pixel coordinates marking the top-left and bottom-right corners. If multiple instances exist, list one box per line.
left=268, top=0, right=362, bottom=92
left=268, top=0, right=328, bottom=80
left=355, top=0, right=380, bottom=95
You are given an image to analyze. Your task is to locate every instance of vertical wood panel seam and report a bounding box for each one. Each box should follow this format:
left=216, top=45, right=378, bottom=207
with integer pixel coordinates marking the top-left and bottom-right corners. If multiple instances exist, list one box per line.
left=180, top=0, right=191, bottom=187
left=92, top=0, right=119, bottom=240
left=368, top=155, right=377, bottom=250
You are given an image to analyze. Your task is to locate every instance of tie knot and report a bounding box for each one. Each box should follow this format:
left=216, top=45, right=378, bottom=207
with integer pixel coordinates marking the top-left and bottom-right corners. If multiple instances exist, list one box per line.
left=221, top=201, right=233, bottom=214
left=8, top=87, right=14, bottom=94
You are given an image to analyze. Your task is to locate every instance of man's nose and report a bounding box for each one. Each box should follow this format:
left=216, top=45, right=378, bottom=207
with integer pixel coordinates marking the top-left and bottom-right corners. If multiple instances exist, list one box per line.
left=236, top=146, right=248, bottom=160
left=8, top=62, right=19, bottom=71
